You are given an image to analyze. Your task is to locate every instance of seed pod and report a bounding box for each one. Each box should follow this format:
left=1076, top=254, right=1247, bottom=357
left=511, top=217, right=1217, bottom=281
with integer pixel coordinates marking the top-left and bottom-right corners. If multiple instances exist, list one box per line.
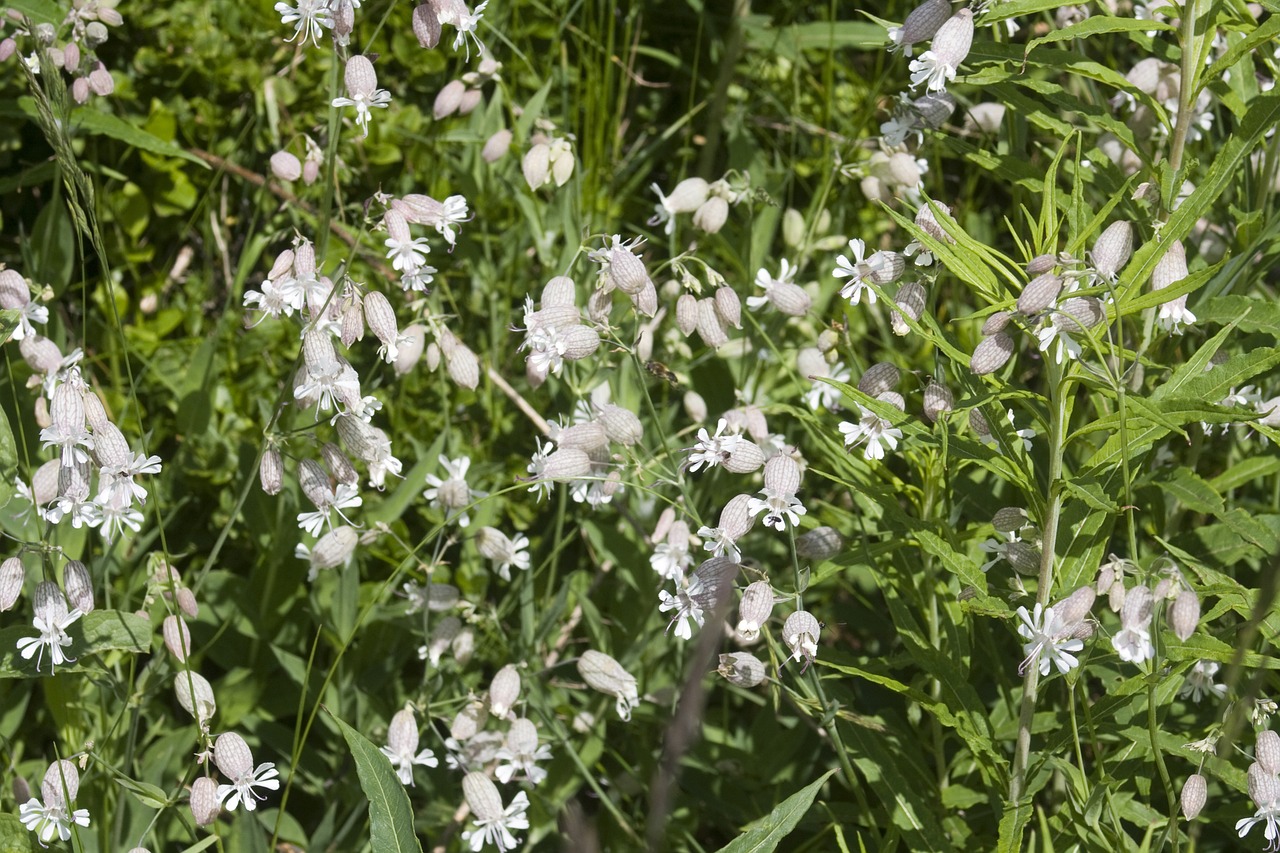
left=1180, top=773, right=1207, bottom=821
left=270, top=151, right=302, bottom=182
left=722, top=440, right=765, bottom=474
left=482, top=128, right=512, bottom=162
left=695, top=298, right=730, bottom=348
left=214, top=732, right=253, bottom=782
left=462, top=771, right=504, bottom=821
left=858, top=362, right=900, bottom=396
left=877, top=390, right=906, bottom=412
left=782, top=610, right=821, bottom=666
left=560, top=325, right=601, bottom=361
left=922, top=382, right=954, bottom=423
left=971, top=333, right=1015, bottom=375
left=1121, top=585, right=1154, bottom=628
left=869, top=252, right=906, bottom=285
left=0, top=557, right=23, bottom=611
left=693, top=197, right=729, bottom=233
left=1151, top=240, right=1187, bottom=292
left=969, top=408, right=991, bottom=438
left=253, top=446, right=283, bottom=497
left=595, top=404, right=643, bottom=446
left=912, top=92, right=956, bottom=128
left=177, top=587, right=200, bottom=619
left=717, top=494, right=756, bottom=541
left=769, top=280, right=812, bottom=316
left=663, top=178, right=710, bottom=214
left=164, top=615, right=192, bottom=662
left=310, top=525, right=359, bottom=573
left=190, top=776, right=221, bottom=826
left=736, top=582, right=775, bottom=642
left=992, top=507, right=1028, bottom=534
left=891, top=282, right=926, bottom=336
left=1054, top=586, right=1096, bottom=627
left=714, top=286, right=742, bottom=330
left=394, top=324, right=427, bottom=375
left=489, top=665, right=521, bottom=718
left=762, top=453, right=801, bottom=496
left=412, top=2, right=442, bottom=48
left=1259, top=731, right=1280, bottom=776
left=676, top=293, right=699, bottom=336
left=1058, top=296, right=1106, bottom=331
left=1017, top=273, right=1064, bottom=316
left=932, top=9, right=975, bottom=68
left=63, top=560, right=93, bottom=613
left=21, top=335, right=64, bottom=374
left=982, top=311, right=1012, bottom=335
left=434, top=79, right=465, bottom=119
left=174, top=672, right=217, bottom=723
left=896, top=0, right=951, bottom=50
left=1091, top=220, right=1134, bottom=280
left=1005, top=541, right=1041, bottom=575
left=1026, top=254, right=1057, bottom=275
left=915, top=202, right=952, bottom=243
left=554, top=422, right=609, bottom=453
left=795, top=526, right=844, bottom=560
left=719, top=651, right=767, bottom=687
left=41, top=760, right=80, bottom=807
left=522, top=143, right=551, bottom=189
left=1168, top=588, right=1200, bottom=641
left=1248, top=761, right=1280, bottom=810
left=446, top=342, right=480, bottom=390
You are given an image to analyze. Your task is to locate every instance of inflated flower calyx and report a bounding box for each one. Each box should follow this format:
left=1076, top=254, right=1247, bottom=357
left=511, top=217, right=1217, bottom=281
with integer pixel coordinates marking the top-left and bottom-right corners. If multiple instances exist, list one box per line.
left=892, top=0, right=951, bottom=53
left=981, top=311, right=1012, bottom=336
left=718, top=652, right=767, bottom=687
left=922, top=383, right=954, bottom=423
left=1017, top=273, right=1063, bottom=316
left=858, top=362, right=900, bottom=396
left=891, top=282, right=926, bottom=336
left=736, top=581, right=775, bottom=642
left=1180, top=773, right=1207, bottom=821
left=970, top=333, right=1014, bottom=375
left=1167, top=588, right=1201, bottom=641
left=1091, top=220, right=1134, bottom=280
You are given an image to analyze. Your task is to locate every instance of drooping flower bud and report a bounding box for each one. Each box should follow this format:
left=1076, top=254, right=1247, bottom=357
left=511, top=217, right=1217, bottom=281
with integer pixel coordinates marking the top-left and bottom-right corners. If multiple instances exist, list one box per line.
left=1180, top=773, right=1207, bottom=820
left=174, top=672, right=217, bottom=723
left=982, top=311, right=1012, bottom=335
left=858, top=362, right=900, bottom=396
left=482, top=128, right=513, bottom=162
left=270, top=151, right=302, bottom=182
left=1168, top=588, right=1200, bottom=641
left=164, top=615, right=192, bottom=662
left=577, top=650, right=639, bottom=720
left=190, top=776, right=221, bottom=826
left=1091, top=220, right=1134, bottom=281
left=970, top=333, right=1015, bottom=375
left=795, top=526, right=844, bottom=561
left=890, top=0, right=951, bottom=55
left=718, top=651, right=767, bottom=687
left=0, top=557, right=23, bottom=611
left=891, top=282, right=926, bottom=336
left=489, top=665, right=521, bottom=718
left=1258, top=730, right=1280, bottom=776
left=922, top=382, right=954, bottom=423
left=736, top=581, right=775, bottom=642
left=595, top=404, right=643, bottom=446
left=1018, top=273, right=1064, bottom=316
left=63, top=560, right=93, bottom=613
left=41, top=760, right=80, bottom=807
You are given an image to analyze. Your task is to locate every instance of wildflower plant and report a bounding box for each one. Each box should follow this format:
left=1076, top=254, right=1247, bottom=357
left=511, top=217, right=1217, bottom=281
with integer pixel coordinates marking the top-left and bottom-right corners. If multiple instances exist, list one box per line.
left=1, top=0, right=1279, bottom=850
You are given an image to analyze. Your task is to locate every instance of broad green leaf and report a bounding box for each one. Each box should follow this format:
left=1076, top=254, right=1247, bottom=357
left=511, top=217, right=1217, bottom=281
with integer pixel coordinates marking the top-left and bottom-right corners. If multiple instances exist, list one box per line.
left=71, top=109, right=207, bottom=167
left=116, top=777, right=171, bottom=810
left=0, top=813, right=35, bottom=852
left=0, top=610, right=149, bottom=679
left=1158, top=468, right=1224, bottom=515
left=1194, top=295, right=1280, bottom=335
left=329, top=708, right=424, bottom=853
left=716, top=769, right=837, bottom=853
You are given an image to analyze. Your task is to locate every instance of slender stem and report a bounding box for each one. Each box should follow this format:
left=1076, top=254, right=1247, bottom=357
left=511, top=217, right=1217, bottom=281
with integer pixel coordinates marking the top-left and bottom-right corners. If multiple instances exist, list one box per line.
left=1167, top=0, right=1202, bottom=175
left=1009, top=361, right=1068, bottom=803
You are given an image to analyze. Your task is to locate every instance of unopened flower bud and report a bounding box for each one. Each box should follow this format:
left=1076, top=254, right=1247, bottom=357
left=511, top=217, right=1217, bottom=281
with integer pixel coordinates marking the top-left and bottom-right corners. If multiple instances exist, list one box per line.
left=522, top=143, right=551, bottom=189
left=683, top=391, right=708, bottom=422
left=714, top=286, right=742, bottom=330
left=695, top=298, right=730, bottom=348
left=446, top=342, right=480, bottom=390
left=1091, top=220, right=1134, bottom=280
left=1248, top=761, right=1280, bottom=809
left=722, top=440, right=765, bottom=474
left=1017, top=273, right=1064, bottom=316
left=795, top=526, right=844, bottom=560
left=0, top=557, right=23, bottom=611
left=1054, top=586, right=1096, bottom=627
left=164, top=615, right=192, bottom=661
left=693, top=197, right=729, bottom=234
left=1168, top=588, right=1200, bottom=641
left=895, top=0, right=951, bottom=52
left=270, top=151, right=302, bottom=182
left=174, top=672, right=217, bottom=723
left=922, top=382, right=954, bottom=423
left=489, top=664, right=521, bottom=718
left=1180, top=773, right=1207, bottom=820
left=982, top=311, right=1012, bottom=335
left=434, top=79, right=465, bottom=119
left=992, top=507, right=1028, bottom=534
left=482, top=128, right=513, bottom=162
left=177, top=587, right=199, bottom=619
left=190, top=776, right=221, bottom=826
left=595, top=404, right=643, bottom=446
left=577, top=650, right=639, bottom=720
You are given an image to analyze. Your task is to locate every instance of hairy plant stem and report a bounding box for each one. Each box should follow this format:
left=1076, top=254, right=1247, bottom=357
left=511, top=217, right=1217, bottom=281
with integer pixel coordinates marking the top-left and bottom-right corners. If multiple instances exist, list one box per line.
left=1009, top=361, right=1069, bottom=804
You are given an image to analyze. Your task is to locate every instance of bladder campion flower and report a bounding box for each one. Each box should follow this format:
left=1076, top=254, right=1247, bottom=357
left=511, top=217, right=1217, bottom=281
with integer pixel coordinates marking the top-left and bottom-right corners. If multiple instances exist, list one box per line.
left=1016, top=603, right=1084, bottom=677
left=213, top=732, right=281, bottom=812
left=331, top=55, right=391, bottom=138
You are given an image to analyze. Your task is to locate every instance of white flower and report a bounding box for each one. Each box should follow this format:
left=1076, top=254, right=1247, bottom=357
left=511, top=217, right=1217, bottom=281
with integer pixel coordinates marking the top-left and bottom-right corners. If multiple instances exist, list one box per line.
left=1036, top=314, right=1083, bottom=364
left=832, top=239, right=885, bottom=306
left=1237, top=801, right=1280, bottom=849
left=214, top=737, right=281, bottom=813
left=747, top=488, right=807, bottom=531
left=747, top=259, right=797, bottom=310
left=16, top=600, right=83, bottom=674
left=978, top=534, right=1017, bottom=573
left=682, top=418, right=743, bottom=473
left=380, top=715, right=438, bottom=787
left=440, top=0, right=489, bottom=62
left=1179, top=659, right=1227, bottom=703
left=1016, top=603, right=1084, bottom=677
left=650, top=540, right=690, bottom=582
left=1112, top=624, right=1154, bottom=663
left=980, top=408, right=1036, bottom=453
left=525, top=438, right=555, bottom=500
left=433, top=195, right=470, bottom=246
left=491, top=533, right=530, bottom=582
left=423, top=455, right=483, bottom=527
left=18, top=797, right=90, bottom=845
left=385, top=234, right=432, bottom=272
left=295, top=360, right=361, bottom=415
left=696, top=525, right=741, bottom=561
left=1157, top=298, right=1196, bottom=334
left=838, top=404, right=902, bottom=461
left=658, top=584, right=704, bottom=641
left=461, top=780, right=529, bottom=853
left=297, top=482, right=363, bottom=536
left=908, top=49, right=957, bottom=92
left=275, top=0, right=333, bottom=45
left=804, top=363, right=850, bottom=411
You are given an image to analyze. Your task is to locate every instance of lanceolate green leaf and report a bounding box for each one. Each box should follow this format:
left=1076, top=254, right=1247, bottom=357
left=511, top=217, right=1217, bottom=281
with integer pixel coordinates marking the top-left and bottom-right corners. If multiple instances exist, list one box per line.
left=0, top=611, right=149, bottom=679
left=329, top=709, right=425, bottom=853
left=715, top=769, right=837, bottom=853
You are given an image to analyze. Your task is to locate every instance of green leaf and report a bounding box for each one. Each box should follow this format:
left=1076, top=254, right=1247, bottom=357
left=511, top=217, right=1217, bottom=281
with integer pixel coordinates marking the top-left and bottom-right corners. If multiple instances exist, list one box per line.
left=6, top=0, right=60, bottom=24
left=116, top=776, right=171, bottom=810
left=1194, top=295, right=1280, bottom=335
left=328, top=708, right=424, bottom=853
left=71, top=109, right=208, bottom=167
left=716, top=769, right=837, bottom=853
left=1158, top=469, right=1225, bottom=516
left=0, top=812, right=35, bottom=852
left=0, top=610, right=150, bottom=678
left=1024, top=16, right=1174, bottom=53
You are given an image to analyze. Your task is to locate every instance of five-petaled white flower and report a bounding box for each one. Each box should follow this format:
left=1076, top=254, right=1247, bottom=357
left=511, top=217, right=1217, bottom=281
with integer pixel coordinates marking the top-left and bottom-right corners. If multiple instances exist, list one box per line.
left=18, top=797, right=90, bottom=845
left=833, top=239, right=887, bottom=306
left=683, top=418, right=743, bottom=473
left=1016, top=603, right=1084, bottom=677
left=331, top=56, right=392, bottom=138
left=461, top=772, right=530, bottom=853
left=275, top=0, right=333, bottom=46
left=16, top=593, right=83, bottom=674
left=747, top=488, right=807, bottom=531
left=214, top=733, right=281, bottom=812
left=1179, top=659, right=1227, bottom=703
left=838, top=404, right=902, bottom=461
left=1237, top=800, right=1280, bottom=850
left=658, top=583, right=704, bottom=641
